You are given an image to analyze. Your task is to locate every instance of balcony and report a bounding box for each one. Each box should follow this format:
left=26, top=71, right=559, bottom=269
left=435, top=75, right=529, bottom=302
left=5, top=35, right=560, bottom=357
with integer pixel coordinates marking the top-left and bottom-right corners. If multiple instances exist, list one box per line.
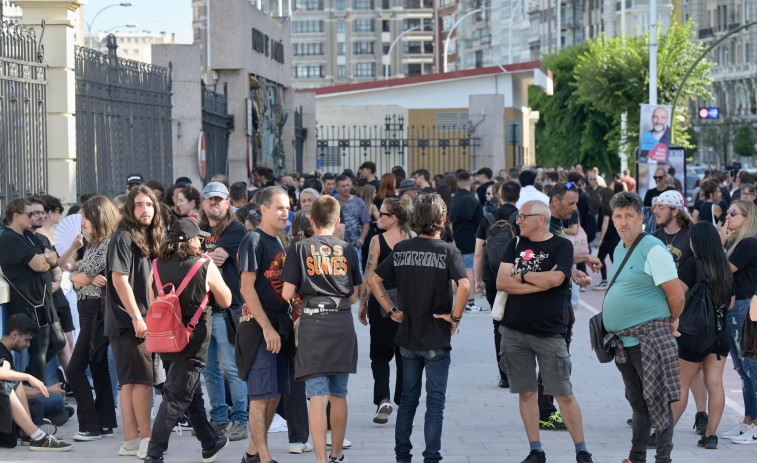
left=698, top=28, right=713, bottom=39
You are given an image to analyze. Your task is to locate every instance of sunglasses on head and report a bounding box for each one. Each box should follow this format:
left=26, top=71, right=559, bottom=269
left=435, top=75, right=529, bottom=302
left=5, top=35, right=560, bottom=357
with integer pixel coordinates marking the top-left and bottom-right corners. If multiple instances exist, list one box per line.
left=727, top=209, right=742, bottom=217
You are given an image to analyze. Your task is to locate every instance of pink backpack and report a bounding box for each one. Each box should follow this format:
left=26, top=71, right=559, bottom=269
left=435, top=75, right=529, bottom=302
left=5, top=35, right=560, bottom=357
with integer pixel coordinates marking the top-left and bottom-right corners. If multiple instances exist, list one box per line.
left=146, top=258, right=209, bottom=353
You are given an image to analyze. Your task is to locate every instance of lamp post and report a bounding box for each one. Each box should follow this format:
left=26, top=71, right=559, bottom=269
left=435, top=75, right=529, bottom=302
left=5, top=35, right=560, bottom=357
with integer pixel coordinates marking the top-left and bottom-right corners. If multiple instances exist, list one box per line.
left=86, top=2, right=134, bottom=48
left=443, top=6, right=485, bottom=72
left=384, top=24, right=423, bottom=80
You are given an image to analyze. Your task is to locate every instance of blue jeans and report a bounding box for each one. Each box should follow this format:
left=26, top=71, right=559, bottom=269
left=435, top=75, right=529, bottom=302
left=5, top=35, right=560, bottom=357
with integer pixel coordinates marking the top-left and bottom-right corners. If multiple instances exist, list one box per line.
left=203, top=313, right=248, bottom=425
left=395, top=347, right=451, bottom=463
left=727, top=298, right=757, bottom=419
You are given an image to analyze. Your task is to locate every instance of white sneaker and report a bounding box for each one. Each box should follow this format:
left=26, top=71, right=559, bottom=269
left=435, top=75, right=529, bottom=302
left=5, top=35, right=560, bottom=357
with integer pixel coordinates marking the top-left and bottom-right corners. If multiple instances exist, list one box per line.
left=289, top=442, right=313, bottom=453
left=373, top=401, right=393, bottom=424
left=326, top=431, right=351, bottom=448
left=118, top=439, right=140, bottom=456
left=721, top=422, right=751, bottom=439
left=731, top=424, right=757, bottom=444
left=137, top=437, right=150, bottom=459
left=464, top=302, right=481, bottom=312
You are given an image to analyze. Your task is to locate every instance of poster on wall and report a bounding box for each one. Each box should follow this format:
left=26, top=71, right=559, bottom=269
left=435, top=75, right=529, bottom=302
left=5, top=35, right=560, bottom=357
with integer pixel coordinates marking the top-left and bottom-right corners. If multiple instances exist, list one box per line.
left=638, top=104, right=672, bottom=163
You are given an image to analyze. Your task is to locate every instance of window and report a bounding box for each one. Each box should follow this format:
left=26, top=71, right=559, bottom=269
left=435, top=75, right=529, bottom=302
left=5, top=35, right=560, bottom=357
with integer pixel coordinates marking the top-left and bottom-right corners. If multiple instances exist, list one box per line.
left=475, top=50, right=484, bottom=68
left=338, top=43, right=345, bottom=55
left=295, top=0, right=323, bottom=10
left=293, top=42, right=325, bottom=56
left=353, top=19, right=375, bottom=32
left=353, top=63, right=376, bottom=77
left=353, top=41, right=375, bottom=55
left=337, top=21, right=345, bottom=33
left=382, top=0, right=390, bottom=8
left=404, top=0, right=420, bottom=8
left=382, top=20, right=390, bottom=32
left=293, top=20, right=325, bottom=34
left=337, top=65, right=346, bottom=78
left=337, top=0, right=345, bottom=8
left=404, top=63, right=421, bottom=76
left=404, top=41, right=421, bottom=53
left=294, top=65, right=325, bottom=78
left=354, top=0, right=373, bottom=10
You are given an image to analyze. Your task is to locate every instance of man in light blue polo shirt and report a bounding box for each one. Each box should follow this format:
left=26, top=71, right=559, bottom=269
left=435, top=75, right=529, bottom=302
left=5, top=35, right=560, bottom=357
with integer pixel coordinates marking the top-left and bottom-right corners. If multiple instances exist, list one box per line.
left=602, top=192, right=683, bottom=463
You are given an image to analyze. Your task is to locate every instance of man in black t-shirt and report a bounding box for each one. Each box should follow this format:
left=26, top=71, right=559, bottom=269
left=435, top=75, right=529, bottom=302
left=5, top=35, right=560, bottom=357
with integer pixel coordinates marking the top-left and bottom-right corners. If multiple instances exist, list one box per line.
left=236, top=186, right=292, bottom=463
left=368, top=193, right=469, bottom=463
left=497, top=200, right=595, bottom=463
left=0, top=198, right=58, bottom=382
left=475, top=167, right=494, bottom=206
left=411, top=169, right=435, bottom=195
left=282, top=195, right=361, bottom=463
left=105, top=185, right=164, bottom=457
left=643, top=167, right=678, bottom=208
left=449, top=171, right=485, bottom=312
left=652, top=190, right=694, bottom=267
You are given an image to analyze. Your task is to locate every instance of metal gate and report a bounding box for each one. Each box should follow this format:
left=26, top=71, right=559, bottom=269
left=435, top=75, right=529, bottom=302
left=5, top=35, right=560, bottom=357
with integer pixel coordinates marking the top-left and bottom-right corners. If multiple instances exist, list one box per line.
left=75, top=35, right=172, bottom=199
left=201, top=82, right=233, bottom=184
left=0, top=20, right=47, bottom=211
left=316, top=115, right=478, bottom=177
left=294, top=106, right=305, bottom=174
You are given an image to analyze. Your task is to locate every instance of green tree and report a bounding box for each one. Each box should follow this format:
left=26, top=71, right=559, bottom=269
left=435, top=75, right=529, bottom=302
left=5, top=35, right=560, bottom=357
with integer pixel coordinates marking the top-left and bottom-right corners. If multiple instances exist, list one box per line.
left=733, top=124, right=756, bottom=158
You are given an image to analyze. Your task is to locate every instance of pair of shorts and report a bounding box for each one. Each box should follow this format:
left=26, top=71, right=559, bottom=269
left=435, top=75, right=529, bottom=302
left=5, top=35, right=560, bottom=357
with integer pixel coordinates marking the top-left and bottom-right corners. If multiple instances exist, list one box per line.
left=3, top=380, right=19, bottom=396
left=247, top=338, right=290, bottom=401
left=677, top=324, right=731, bottom=363
left=462, top=252, right=475, bottom=270
left=109, top=333, right=153, bottom=386
left=499, top=327, right=573, bottom=397
left=305, top=373, right=349, bottom=398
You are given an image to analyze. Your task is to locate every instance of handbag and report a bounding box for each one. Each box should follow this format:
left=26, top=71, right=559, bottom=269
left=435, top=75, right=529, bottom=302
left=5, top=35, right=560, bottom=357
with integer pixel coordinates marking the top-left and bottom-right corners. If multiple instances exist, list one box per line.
left=589, top=232, right=647, bottom=363
left=3, top=273, right=67, bottom=355
left=491, top=291, right=508, bottom=321
left=567, top=225, right=590, bottom=256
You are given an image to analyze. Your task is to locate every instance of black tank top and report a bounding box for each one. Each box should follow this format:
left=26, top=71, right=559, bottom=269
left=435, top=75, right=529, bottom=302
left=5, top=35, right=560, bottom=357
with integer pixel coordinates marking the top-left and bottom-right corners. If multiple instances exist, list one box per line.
left=153, top=256, right=211, bottom=362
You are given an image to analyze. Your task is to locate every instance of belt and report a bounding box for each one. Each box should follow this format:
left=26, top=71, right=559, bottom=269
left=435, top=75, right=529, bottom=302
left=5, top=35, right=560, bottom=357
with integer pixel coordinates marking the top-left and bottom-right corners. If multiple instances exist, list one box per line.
left=77, top=294, right=101, bottom=301
left=302, top=307, right=350, bottom=316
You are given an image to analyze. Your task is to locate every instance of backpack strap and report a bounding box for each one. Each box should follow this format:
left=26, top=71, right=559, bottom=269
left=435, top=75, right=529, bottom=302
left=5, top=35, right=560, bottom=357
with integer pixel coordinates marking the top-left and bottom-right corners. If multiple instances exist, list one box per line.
left=175, top=258, right=209, bottom=297
left=485, top=212, right=496, bottom=228
left=187, top=292, right=210, bottom=333
left=152, top=259, right=166, bottom=296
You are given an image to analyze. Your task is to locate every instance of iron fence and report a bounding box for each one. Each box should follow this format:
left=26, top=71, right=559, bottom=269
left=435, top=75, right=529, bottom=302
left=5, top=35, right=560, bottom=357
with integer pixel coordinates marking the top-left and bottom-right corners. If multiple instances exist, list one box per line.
left=0, top=20, right=47, bottom=212
left=201, top=82, right=233, bottom=184
left=75, top=35, right=172, bottom=199
left=316, top=115, right=478, bottom=177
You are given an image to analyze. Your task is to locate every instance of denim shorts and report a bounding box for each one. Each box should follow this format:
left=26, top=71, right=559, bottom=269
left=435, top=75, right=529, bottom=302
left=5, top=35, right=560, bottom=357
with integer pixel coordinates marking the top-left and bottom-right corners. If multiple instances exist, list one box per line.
left=462, top=252, right=475, bottom=270
left=305, top=373, right=349, bottom=398
left=246, top=338, right=290, bottom=401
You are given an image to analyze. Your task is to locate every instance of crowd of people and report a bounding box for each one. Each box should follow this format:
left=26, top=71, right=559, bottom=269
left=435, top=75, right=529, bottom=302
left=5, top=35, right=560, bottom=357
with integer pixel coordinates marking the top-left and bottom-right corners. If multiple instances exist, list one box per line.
left=0, top=160, right=756, bottom=463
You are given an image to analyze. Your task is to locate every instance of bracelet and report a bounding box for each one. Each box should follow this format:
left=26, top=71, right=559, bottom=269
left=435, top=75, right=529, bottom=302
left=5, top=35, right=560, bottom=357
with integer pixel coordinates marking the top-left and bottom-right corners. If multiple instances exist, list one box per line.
left=131, top=315, right=140, bottom=321
left=449, top=313, right=461, bottom=323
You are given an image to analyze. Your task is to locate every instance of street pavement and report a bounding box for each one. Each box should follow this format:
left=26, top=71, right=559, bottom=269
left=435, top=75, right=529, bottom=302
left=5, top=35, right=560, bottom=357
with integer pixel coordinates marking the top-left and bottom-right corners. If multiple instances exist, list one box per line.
left=3, top=267, right=756, bottom=462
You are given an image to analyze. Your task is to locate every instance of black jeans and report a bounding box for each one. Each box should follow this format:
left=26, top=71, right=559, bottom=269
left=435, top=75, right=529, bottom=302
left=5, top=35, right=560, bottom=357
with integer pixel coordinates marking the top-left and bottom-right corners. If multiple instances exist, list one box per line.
left=485, top=281, right=507, bottom=380
left=284, top=357, right=309, bottom=444
left=615, top=345, right=674, bottom=463
left=147, top=359, right=219, bottom=458
left=368, top=303, right=403, bottom=405
left=66, top=298, right=117, bottom=432
left=538, top=305, right=574, bottom=420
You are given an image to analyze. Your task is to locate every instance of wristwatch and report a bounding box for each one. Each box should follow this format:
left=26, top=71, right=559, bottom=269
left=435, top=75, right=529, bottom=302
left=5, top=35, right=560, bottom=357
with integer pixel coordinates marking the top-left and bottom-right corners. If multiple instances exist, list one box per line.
left=520, top=269, right=529, bottom=283
left=383, top=307, right=399, bottom=318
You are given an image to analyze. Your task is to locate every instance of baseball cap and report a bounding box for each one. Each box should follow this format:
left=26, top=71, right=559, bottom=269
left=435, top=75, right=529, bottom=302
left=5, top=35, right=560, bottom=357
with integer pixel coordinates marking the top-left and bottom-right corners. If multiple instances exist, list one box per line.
left=202, top=182, right=229, bottom=199
left=398, top=178, right=418, bottom=192
left=126, top=173, right=144, bottom=185
left=653, top=190, right=690, bottom=216
left=168, top=218, right=210, bottom=242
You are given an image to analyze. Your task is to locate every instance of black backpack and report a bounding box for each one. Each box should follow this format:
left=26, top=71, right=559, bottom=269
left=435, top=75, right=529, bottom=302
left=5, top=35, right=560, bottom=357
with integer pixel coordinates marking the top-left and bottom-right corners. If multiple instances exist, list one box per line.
left=677, top=268, right=720, bottom=353
left=483, top=210, right=518, bottom=282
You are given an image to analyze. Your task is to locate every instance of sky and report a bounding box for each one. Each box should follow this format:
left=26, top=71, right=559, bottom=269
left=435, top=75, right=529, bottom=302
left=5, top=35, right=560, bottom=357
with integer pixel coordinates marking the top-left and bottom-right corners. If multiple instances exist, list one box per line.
left=83, top=0, right=194, bottom=43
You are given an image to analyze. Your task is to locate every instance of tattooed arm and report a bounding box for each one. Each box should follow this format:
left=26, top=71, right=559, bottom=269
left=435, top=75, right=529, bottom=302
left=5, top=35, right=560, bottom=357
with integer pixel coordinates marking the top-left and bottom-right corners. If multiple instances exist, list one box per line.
left=358, top=235, right=380, bottom=326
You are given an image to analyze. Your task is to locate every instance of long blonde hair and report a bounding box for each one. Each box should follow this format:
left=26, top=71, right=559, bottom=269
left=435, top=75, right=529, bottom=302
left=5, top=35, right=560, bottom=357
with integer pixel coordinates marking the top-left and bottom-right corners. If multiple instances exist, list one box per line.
left=726, top=199, right=757, bottom=258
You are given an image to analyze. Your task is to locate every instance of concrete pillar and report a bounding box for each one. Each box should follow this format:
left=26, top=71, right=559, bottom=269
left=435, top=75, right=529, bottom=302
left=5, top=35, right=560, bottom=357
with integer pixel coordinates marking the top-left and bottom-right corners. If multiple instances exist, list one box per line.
left=16, top=0, right=86, bottom=206
left=294, top=91, right=317, bottom=172
left=469, top=94, right=506, bottom=173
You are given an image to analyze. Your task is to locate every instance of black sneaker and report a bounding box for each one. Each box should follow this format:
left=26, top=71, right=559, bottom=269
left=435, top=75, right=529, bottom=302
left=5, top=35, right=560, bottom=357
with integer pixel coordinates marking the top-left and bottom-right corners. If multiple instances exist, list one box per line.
left=202, top=436, right=229, bottom=463
left=29, top=434, right=73, bottom=452
left=694, top=411, right=709, bottom=436
left=576, top=450, right=594, bottom=463
left=101, top=427, right=115, bottom=438
left=539, top=411, right=567, bottom=431
left=697, top=434, right=718, bottom=449
left=521, top=449, right=546, bottom=463
left=626, top=418, right=633, bottom=427
left=647, top=431, right=657, bottom=448
left=145, top=458, right=164, bottom=463
left=241, top=453, right=261, bottom=463
left=73, top=430, right=102, bottom=441
left=498, top=376, right=510, bottom=388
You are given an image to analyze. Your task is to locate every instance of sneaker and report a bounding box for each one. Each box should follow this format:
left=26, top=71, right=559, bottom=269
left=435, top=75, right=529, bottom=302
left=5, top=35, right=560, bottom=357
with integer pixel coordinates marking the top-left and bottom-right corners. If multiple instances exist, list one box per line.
left=579, top=286, right=587, bottom=292
left=575, top=450, right=594, bottom=463
left=241, top=453, right=261, bottom=463
left=539, top=411, right=567, bottom=431
left=119, top=439, right=140, bottom=456
left=226, top=421, right=248, bottom=441
left=73, top=430, right=103, bottom=441
left=211, top=420, right=232, bottom=436
left=521, top=449, right=546, bottom=463
left=329, top=455, right=348, bottom=463
left=137, top=437, right=150, bottom=459
left=101, top=427, right=114, bottom=438
left=202, top=436, right=230, bottom=463
left=29, top=434, right=73, bottom=452
left=498, top=376, right=510, bottom=388
left=373, top=401, right=393, bottom=424
left=39, top=419, right=57, bottom=436
left=694, top=411, right=708, bottom=435
left=173, top=415, right=193, bottom=433
left=464, top=301, right=482, bottom=312
left=721, top=422, right=751, bottom=439
left=697, top=434, right=718, bottom=449
left=592, top=281, right=609, bottom=291
left=478, top=304, right=491, bottom=312
left=20, top=435, right=31, bottom=446
left=647, top=431, right=657, bottom=448
left=731, top=424, right=757, bottom=444
left=145, top=458, right=164, bottom=463
left=289, top=442, right=313, bottom=454
left=326, top=431, right=351, bottom=448
left=626, top=418, right=633, bottom=427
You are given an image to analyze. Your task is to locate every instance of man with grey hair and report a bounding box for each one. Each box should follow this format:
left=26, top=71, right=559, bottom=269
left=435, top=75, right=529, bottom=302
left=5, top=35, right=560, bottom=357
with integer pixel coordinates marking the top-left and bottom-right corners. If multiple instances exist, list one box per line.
left=602, top=191, right=683, bottom=463
left=497, top=200, right=595, bottom=463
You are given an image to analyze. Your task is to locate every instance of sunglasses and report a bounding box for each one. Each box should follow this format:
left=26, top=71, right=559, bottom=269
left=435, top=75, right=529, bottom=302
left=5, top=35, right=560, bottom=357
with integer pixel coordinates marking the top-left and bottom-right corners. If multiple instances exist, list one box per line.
left=26, top=210, right=47, bottom=218
left=379, top=211, right=393, bottom=218
left=726, top=209, right=742, bottom=217
left=653, top=176, right=665, bottom=180
left=517, top=213, right=541, bottom=221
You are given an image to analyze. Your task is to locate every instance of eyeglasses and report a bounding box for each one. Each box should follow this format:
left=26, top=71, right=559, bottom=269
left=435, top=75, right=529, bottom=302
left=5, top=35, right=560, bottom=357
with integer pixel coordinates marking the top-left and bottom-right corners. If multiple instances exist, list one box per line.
left=26, top=210, right=47, bottom=218
left=379, top=211, right=393, bottom=218
left=516, top=213, right=541, bottom=221
left=653, top=176, right=665, bottom=180
left=726, top=209, right=742, bottom=217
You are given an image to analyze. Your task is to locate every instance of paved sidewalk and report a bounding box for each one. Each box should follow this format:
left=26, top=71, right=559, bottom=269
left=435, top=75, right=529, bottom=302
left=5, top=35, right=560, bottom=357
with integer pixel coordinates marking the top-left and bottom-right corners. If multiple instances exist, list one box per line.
left=3, top=297, right=755, bottom=462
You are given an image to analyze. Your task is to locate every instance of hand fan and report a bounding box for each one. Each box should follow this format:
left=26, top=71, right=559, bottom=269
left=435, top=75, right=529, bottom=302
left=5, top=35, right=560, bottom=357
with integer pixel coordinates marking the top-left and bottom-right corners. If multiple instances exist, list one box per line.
left=54, top=213, right=82, bottom=257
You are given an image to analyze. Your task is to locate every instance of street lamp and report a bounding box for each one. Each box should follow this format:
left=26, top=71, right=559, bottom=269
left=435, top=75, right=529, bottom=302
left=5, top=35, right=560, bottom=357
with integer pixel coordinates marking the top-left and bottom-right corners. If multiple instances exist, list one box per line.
left=86, top=2, right=134, bottom=48
left=384, top=24, right=423, bottom=80
left=443, top=6, right=485, bottom=72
